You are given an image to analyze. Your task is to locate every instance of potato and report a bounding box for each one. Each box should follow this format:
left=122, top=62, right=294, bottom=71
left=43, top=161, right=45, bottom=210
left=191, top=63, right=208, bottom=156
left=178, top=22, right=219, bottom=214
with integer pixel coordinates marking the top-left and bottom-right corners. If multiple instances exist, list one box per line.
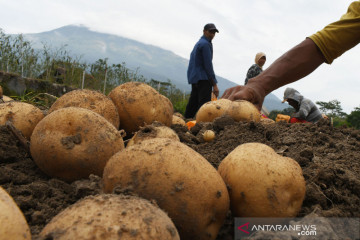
left=109, top=82, right=173, bottom=134
left=0, top=186, right=31, bottom=240
left=203, top=130, right=215, bottom=142
left=48, top=89, right=120, bottom=128
left=260, top=118, right=275, bottom=124
left=127, top=122, right=179, bottom=147
left=1, top=95, right=14, bottom=102
left=0, top=86, right=2, bottom=98
left=218, top=143, right=305, bottom=218
left=172, top=114, right=186, bottom=126
left=103, top=138, right=229, bottom=240
left=30, top=107, right=125, bottom=182
left=227, top=100, right=260, bottom=122
left=0, top=101, right=45, bottom=139
left=40, top=194, right=180, bottom=240
left=196, top=99, right=232, bottom=123
left=276, top=114, right=291, bottom=123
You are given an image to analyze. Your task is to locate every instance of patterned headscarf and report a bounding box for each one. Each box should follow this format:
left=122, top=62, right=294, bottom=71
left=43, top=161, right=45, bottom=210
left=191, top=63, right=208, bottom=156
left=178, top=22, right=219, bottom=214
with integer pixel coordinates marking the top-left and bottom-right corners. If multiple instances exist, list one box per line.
left=255, top=52, right=266, bottom=66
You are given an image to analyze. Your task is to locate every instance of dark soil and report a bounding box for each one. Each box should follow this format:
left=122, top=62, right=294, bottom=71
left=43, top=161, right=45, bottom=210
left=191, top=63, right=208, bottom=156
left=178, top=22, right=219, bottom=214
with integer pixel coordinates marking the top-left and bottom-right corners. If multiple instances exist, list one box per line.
left=1, top=116, right=359, bottom=239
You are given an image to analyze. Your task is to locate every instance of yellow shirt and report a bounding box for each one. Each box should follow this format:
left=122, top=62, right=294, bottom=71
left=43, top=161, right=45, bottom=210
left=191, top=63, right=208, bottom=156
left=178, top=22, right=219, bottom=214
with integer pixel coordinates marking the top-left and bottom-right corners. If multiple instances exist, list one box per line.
left=309, top=1, right=360, bottom=64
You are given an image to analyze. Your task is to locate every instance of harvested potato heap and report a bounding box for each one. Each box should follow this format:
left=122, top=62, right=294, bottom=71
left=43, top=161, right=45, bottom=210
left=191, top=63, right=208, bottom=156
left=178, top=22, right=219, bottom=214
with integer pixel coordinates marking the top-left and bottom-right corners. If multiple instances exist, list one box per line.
left=0, top=186, right=31, bottom=240
left=40, top=194, right=180, bottom=240
left=127, top=122, right=179, bottom=147
left=196, top=99, right=260, bottom=123
left=0, top=101, right=45, bottom=139
left=48, top=89, right=120, bottom=128
left=109, top=82, right=173, bottom=134
left=103, top=138, right=230, bottom=240
left=30, top=107, right=125, bottom=182
left=218, top=143, right=306, bottom=218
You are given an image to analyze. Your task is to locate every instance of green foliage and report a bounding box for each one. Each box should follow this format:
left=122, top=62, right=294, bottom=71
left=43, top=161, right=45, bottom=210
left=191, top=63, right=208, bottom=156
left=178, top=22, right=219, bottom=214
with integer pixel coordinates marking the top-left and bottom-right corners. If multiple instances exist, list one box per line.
left=346, top=106, right=360, bottom=129
left=10, top=91, right=55, bottom=108
left=316, top=99, right=347, bottom=118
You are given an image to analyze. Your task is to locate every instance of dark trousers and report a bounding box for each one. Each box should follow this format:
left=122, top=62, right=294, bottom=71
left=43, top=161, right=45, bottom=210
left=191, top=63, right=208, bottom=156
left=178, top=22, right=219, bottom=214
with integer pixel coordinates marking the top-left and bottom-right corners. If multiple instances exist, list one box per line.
left=185, top=80, right=212, bottom=119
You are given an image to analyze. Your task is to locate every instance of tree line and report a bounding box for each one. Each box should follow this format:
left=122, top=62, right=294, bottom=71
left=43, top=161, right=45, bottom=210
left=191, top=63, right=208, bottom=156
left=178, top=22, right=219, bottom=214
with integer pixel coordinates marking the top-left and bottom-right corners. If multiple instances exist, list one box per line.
left=0, top=29, right=189, bottom=114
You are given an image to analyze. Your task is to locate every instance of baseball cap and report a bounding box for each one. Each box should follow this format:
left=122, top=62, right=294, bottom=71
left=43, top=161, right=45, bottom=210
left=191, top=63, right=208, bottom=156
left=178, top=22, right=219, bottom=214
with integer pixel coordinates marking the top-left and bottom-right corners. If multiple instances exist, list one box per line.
left=204, top=23, right=219, bottom=33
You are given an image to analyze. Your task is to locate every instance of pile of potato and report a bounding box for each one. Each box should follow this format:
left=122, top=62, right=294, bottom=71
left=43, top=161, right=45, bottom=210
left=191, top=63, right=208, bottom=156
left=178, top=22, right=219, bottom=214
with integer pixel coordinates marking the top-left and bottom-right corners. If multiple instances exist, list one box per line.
left=0, top=82, right=307, bottom=239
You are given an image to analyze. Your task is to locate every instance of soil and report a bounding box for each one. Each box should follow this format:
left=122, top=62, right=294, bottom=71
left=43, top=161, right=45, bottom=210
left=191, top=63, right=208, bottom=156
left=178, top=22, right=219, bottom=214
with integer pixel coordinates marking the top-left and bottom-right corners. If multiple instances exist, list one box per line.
left=1, top=116, right=359, bottom=239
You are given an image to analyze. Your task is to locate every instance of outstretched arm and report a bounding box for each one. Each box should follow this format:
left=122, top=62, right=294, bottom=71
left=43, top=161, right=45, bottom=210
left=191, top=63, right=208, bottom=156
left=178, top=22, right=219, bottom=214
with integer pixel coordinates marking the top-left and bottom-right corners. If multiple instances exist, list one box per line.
left=222, top=38, right=326, bottom=110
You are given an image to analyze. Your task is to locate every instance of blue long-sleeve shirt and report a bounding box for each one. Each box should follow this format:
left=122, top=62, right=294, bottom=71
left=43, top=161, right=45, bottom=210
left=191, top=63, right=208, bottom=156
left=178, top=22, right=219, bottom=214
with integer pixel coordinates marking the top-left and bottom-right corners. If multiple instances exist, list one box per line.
left=187, top=35, right=217, bottom=85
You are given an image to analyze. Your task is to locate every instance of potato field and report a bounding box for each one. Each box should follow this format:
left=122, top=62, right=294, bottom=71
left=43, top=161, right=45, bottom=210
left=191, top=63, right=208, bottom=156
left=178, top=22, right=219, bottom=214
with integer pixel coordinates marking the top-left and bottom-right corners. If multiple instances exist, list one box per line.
left=0, top=83, right=359, bottom=240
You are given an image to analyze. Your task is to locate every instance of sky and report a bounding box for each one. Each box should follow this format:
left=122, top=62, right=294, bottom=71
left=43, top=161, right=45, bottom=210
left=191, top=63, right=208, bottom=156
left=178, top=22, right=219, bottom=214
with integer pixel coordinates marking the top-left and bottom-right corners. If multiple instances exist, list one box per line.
left=0, top=0, right=359, bottom=113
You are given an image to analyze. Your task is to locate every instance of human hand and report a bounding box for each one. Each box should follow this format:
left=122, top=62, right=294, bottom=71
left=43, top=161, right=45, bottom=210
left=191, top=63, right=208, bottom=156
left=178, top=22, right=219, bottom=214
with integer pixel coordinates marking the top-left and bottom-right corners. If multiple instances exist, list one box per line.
left=213, top=85, right=219, bottom=97
left=221, top=85, right=265, bottom=111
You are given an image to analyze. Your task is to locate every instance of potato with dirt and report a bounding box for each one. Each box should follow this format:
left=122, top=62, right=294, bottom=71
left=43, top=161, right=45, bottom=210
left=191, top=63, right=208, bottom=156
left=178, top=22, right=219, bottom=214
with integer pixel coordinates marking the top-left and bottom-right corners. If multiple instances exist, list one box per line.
left=40, top=194, right=179, bottom=240
left=48, top=89, right=120, bottom=128
left=0, top=101, right=45, bottom=139
left=227, top=100, right=260, bottom=122
left=172, top=114, right=186, bottom=126
left=30, top=107, right=125, bottom=182
left=0, top=186, right=31, bottom=240
left=196, top=99, right=232, bottom=123
left=103, top=138, right=229, bottom=240
left=127, top=122, right=179, bottom=147
left=109, top=82, right=173, bottom=135
left=218, top=142, right=305, bottom=218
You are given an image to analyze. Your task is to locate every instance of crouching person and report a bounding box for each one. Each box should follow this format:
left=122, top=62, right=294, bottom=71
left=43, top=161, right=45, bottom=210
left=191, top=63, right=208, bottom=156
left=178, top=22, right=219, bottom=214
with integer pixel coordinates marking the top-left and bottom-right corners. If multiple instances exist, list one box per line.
left=282, top=88, right=323, bottom=123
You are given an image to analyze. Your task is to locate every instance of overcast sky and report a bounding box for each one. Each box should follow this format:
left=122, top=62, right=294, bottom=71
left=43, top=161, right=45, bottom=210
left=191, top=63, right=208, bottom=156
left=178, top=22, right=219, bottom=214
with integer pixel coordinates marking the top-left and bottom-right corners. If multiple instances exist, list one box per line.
left=0, top=0, right=358, bottom=113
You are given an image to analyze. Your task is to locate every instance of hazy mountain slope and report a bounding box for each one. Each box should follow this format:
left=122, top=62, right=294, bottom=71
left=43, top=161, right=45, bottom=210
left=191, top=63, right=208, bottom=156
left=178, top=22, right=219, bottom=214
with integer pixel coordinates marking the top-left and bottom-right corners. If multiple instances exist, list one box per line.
left=23, top=25, right=287, bottom=111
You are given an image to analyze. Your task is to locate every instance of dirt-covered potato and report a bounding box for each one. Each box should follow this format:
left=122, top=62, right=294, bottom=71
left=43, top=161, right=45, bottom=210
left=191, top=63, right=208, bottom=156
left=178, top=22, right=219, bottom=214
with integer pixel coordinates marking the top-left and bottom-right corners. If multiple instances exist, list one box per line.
left=48, top=89, right=120, bottom=128
left=196, top=99, right=232, bottom=123
left=0, top=186, right=31, bottom=240
left=218, top=143, right=306, bottom=218
left=260, top=118, right=276, bottom=124
left=103, top=138, right=229, bottom=240
left=127, top=122, right=179, bottom=147
left=109, top=82, right=173, bottom=134
left=172, top=114, right=186, bottom=126
left=30, top=107, right=125, bottom=182
left=0, top=101, right=45, bottom=139
left=227, top=100, right=260, bottom=122
left=203, top=130, right=215, bottom=142
left=40, top=194, right=180, bottom=240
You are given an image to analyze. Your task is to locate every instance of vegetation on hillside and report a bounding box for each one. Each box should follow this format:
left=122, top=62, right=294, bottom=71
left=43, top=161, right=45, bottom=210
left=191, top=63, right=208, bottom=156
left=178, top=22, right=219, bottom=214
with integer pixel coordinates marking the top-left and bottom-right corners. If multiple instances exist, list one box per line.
left=0, top=29, right=190, bottom=114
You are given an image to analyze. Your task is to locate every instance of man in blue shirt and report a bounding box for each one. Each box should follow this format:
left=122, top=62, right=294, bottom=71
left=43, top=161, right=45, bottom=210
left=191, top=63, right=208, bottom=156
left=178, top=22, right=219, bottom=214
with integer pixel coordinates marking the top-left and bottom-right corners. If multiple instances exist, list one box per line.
left=185, top=23, right=220, bottom=118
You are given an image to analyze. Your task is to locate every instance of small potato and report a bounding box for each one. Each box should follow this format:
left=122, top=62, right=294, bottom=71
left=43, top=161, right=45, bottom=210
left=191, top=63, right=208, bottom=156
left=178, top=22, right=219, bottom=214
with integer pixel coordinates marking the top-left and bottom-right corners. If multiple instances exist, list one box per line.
left=227, top=100, right=260, bottom=122
left=218, top=143, right=305, bottom=218
left=172, top=114, right=186, bottom=126
left=48, top=89, right=120, bottom=128
left=0, top=101, right=45, bottom=139
left=40, top=194, right=180, bottom=240
left=260, top=118, right=275, bottom=124
left=103, top=138, right=229, bottom=240
left=127, top=123, right=179, bottom=147
left=196, top=99, right=232, bottom=123
left=30, top=107, right=125, bottom=182
left=1, top=95, right=14, bottom=102
left=0, top=186, right=31, bottom=240
left=203, top=130, right=215, bottom=142
left=109, top=82, right=173, bottom=134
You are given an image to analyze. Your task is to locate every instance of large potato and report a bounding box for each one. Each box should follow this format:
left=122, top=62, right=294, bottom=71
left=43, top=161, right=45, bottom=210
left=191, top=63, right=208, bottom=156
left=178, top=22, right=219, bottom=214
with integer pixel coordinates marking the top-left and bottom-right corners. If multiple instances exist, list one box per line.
left=30, top=107, right=125, bottom=182
left=48, top=89, right=120, bottom=128
left=227, top=100, right=260, bottom=122
left=0, top=186, right=31, bottom=240
left=40, top=194, right=179, bottom=240
left=109, top=82, right=173, bottom=134
left=196, top=99, right=232, bottom=123
left=0, top=101, right=45, bottom=139
left=218, top=143, right=305, bottom=218
left=103, top=138, right=229, bottom=240
left=127, top=122, right=179, bottom=147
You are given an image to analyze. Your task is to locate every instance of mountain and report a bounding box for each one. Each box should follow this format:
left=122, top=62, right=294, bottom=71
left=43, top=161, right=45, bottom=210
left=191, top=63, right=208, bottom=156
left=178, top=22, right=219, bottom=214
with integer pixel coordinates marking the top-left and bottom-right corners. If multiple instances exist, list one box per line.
left=22, top=25, right=287, bottom=112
